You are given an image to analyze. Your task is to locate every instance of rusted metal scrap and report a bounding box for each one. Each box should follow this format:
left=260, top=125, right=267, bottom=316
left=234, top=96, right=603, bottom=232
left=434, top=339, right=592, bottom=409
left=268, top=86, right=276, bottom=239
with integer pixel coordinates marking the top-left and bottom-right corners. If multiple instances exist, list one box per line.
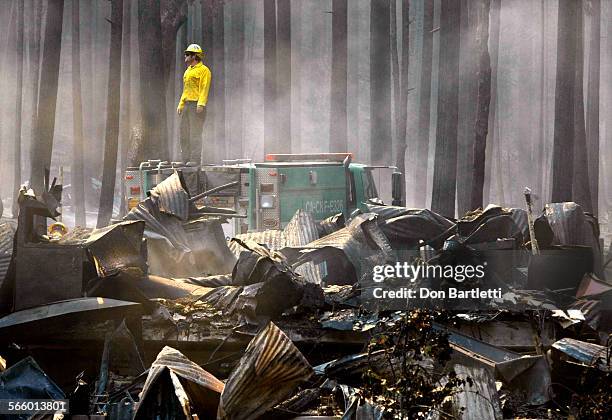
left=551, top=337, right=610, bottom=372
left=217, top=322, right=313, bottom=420
left=134, top=346, right=224, bottom=419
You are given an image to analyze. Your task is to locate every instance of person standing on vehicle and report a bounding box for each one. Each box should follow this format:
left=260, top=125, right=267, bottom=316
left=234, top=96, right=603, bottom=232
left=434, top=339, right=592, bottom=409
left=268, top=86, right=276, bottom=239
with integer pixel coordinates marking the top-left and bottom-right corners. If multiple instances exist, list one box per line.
left=177, top=44, right=211, bottom=163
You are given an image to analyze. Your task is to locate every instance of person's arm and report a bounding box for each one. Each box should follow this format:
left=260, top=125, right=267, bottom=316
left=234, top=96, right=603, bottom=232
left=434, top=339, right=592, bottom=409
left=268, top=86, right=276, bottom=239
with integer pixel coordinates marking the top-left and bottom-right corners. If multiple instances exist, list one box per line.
left=197, top=67, right=212, bottom=112
left=177, top=70, right=188, bottom=114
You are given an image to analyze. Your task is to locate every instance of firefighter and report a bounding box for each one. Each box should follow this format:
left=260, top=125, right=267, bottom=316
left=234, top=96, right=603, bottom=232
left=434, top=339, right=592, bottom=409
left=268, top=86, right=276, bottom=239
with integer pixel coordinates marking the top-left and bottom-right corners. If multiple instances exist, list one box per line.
left=177, top=43, right=211, bottom=163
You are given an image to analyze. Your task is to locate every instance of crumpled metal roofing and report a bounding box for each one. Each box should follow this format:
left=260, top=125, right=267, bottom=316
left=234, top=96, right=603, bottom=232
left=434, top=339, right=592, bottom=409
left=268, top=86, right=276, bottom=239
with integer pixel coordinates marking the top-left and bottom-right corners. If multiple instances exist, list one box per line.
left=135, top=346, right=224, bottom=419
left=217, top=322, right=313, bottom=419
left=229, top=229, right=284, bottom=257
left=299, top=213, right=394, bottom=282
left=544, top=202, right=603, bottom=276
left=551, top=337, right=610, bottom=371
left=0, top=356, right=65, bottom=413
left=148, top=171, right=191, bottom=221
left=228, top=209, right=320, bottom=257
left=0, top=297, right=141, bottom=336
left=124, top=198, right=191, bottom=253
left=228, top=210, right=324, bottom=284
left=85, top=220, right=146, bottom=278
left=284, top=209, right=319, bottom=246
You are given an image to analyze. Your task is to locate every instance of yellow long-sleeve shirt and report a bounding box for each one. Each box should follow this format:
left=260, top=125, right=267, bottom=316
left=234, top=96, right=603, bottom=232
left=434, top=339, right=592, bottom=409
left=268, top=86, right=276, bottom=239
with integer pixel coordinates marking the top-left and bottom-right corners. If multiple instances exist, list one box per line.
left=177, top=62, right=211, bottom=111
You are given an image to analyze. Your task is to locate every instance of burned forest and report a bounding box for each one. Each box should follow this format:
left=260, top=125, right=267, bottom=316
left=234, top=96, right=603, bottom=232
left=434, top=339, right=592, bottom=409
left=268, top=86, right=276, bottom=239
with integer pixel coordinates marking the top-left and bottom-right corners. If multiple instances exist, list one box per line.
left=0, top=1, right=611, bottom=419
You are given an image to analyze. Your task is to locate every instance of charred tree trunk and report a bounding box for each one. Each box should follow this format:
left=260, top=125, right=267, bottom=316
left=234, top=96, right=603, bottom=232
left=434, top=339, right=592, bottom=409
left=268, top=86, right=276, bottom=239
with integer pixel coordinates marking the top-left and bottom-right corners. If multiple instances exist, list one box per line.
left=263, top=0, right=277, bottom=155
left=456, top=0, right=478, bottom=215
left=415, top=0, right=434, bottom=208
left=552, top=0, right=579, bottom=203
left=537, top=0, right=546, bottom=201
left=586, top=0, right=600, bottom=215
left=370, top=0, right=392, bottom=165
left=212, top=0, right=225, bottom=160
left=391, top=0, right=409, bottom=204
left=72, top=0, right=86, bottom=226
left=161, top=0, right=188, bottom=158
left=138, top=0, right=168, bottom=159
left=119, top=0, right=132, bottom=217
left=330, top=0, right=347, bottom=152
left=97, top=0, right=123, bottom=227
left=470, top=0, right=491, bottom=210
left=12, top=1, right=24, bottom=218
left=277, top=0, right=291, bottom=153
left=228, top=0, right=245, bottom=157
left=572, top=4, right=592, bottom=212
left=30, top=0, right=64, bottom=195
left=431, top=0, right=460, bottom=218
left=485, top=0, right=502, bottom=205
left=28, top=0, right=43, bottom=187
left=161, top=0, right=188, bottom=86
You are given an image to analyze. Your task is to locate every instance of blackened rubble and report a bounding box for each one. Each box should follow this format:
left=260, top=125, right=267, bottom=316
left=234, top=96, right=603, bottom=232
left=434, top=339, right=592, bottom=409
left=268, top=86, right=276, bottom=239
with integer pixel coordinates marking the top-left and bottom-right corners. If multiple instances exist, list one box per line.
left=0, top=187, right=610, bottom=418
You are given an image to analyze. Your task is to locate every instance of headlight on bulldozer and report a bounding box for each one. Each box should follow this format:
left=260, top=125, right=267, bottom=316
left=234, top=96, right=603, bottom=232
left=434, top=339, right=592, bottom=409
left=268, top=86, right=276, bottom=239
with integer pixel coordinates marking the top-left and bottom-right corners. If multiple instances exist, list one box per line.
left=260, top=195, right=275, bottom=209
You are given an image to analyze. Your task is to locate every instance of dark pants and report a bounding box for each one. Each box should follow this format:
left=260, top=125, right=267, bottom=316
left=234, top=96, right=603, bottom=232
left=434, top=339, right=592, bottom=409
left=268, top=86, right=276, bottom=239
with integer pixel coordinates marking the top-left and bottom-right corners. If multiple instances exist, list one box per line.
left=179, top=101, right=206, bottom=163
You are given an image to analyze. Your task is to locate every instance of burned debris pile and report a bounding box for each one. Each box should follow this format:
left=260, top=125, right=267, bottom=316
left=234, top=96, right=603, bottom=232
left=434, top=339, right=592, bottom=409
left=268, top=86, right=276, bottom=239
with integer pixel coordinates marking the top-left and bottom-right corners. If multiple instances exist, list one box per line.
left=0, top=178, right=610, bottom=418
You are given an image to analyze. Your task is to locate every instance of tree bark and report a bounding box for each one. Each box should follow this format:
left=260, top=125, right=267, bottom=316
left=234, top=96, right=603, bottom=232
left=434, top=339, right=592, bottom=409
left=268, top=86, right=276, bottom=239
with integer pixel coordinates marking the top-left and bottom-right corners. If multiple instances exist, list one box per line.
left=484, top=0, right=501, bottom=205
left=12, top=0, right=24, bottom=218
left=470, top=0, right=491, bottom=210
left=119, top=0, right=132, bottom=217
left=263, top=0, right=277, bottom=155
left=415, top=0, right=434, bottom=208
left=586, top=0, right=600, bottom=215
left=370, top=0, right=392, bottom=165
left=431, top=0, right=460, bottom=218
left=72, top=0, right=86, bottom=226
left=277, top=0, right=291, bottom=153
left=551, top=0, right=579, bottom=203
left=160, top=0, right=188, bottom=158
left=138, top=0, right=168, bottom=160
left=391, top=0, right=410, bottom=205
left=537, top=0, right=546, bottom=202
left=456, top=0, right=478, bottom=215
left=161, top=0, right=188, bottom=86
left=330, top=0, right=347, bottom=153
left=30, top=0, right=64, bottom=196
left=228, top=0, right=245, bottom=158
left=28, top=0, right=43, bottom=184
left=97, top=0, right=124, bottom=227
left=572, top=3, right=592, bottom=212
left=212, top=0, right=225, bottom=160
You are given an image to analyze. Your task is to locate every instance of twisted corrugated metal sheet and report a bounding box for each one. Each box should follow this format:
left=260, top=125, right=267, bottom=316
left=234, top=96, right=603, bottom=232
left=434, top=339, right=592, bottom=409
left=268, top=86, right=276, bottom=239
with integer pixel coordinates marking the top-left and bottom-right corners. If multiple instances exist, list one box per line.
left=135, top=346, right=224, bottom=419
left=149, top=171, right=190, bottom=221
left=544, top=202, right=603, bottom=276
left=284, top=209, right=319, bottom=246
left=304, top=213, right=394, bottom=281
left=217, top=322, right=312, bottom=420
left=228, top=210, right=319, bottom=256
left=124, top=198, right=191, bottom=253
left=228, top=229, right=284, bottom=257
